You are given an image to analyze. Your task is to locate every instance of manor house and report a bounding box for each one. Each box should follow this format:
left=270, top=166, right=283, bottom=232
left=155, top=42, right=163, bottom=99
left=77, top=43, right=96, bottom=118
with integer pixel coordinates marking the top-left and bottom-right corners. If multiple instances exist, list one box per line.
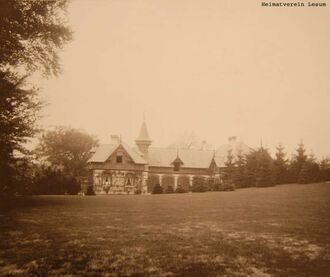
left=87, top=121, right=251, bottom=194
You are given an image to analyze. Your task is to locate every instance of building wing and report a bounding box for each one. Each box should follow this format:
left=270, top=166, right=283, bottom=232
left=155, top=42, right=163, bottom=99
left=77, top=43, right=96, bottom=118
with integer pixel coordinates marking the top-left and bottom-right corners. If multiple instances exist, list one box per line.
left=148, top=147, right=215, bottom=169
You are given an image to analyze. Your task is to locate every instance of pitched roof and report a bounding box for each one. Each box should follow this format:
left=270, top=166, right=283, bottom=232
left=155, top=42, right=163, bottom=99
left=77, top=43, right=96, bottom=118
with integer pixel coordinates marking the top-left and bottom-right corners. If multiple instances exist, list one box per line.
left=215, top=140, right=253, bottom=166
left=89, top=140, right=253, bottom=168
left=88, top=142, right=147, bottom=164
left=148, top=147, right=214, bottom=168
left=136, top=121, right=151, bottom=141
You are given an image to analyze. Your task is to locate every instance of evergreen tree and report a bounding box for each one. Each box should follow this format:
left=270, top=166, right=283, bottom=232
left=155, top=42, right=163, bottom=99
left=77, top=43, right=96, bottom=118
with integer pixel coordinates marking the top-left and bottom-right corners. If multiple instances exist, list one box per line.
left=298, top=153, right=319, bottom=184
left=289, top=141, right=308, bottom=183
left=222, top=149, right=236, bottom=186
left=245, top=146, right=274, bottom=187
left=273, top=143, right=288, bottom=184
left=319, top=158, right=330, bottom=182
left=233, top=148, right=247, bottom=187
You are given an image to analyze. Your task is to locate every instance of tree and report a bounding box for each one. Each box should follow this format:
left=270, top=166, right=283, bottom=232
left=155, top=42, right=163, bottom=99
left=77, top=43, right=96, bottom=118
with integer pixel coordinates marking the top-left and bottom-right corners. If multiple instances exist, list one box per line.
left=0, top=0, right=72, bottom=195
left=222, top=149, right=236, bottom=186
left=0, top=73, right=42, bottom=194
left=288, top=142, right=308, bottom=183
left=245, top=147, right=274, bottom=187
left=0, top=0, right=72, bottom=77
left=233, top=148, right=247, bottom=187
left=168, top=131, right=213, bottom=150
left=36, top=127, right=98, bottom=179
left=298, top=153, right=319, bottom=184
left=168, top=131, right=199, bottom=149
left=273, top=143, right=288, bottom=184
left=319, top=158, right=330, bottom=182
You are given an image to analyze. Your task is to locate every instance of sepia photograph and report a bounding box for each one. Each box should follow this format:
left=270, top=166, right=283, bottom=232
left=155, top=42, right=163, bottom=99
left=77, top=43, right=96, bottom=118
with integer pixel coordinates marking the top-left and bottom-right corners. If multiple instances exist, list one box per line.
left=0, top=0, right=330, bottom=276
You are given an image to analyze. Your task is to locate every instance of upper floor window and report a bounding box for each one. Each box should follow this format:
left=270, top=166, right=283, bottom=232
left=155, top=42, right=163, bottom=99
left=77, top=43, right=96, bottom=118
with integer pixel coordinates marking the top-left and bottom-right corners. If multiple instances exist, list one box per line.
left=116, top=155, right=123, bottom=163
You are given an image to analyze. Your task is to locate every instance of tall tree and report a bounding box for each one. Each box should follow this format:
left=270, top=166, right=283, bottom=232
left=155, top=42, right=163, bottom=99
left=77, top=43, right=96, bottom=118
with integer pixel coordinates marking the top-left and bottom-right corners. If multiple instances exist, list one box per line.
left=273, top=143, right=288, bottom=184
left=245, top=146, right=274, bottom=187
left=319, top=157, right=330, bottom=182
left=0, top=73, right=41, bottom=194
left=0, top=0, right=72, bottom=194
left=288, top=141, right=308, bottom=183
left=0, top=0, right=72, bottom=77
left=36, top=127, right=98, bottom=178
left=222, top=149, right=236, bottom=186
left=298, top=153, right=319, bottom=184
left=233, top=148, right=247, bottom=187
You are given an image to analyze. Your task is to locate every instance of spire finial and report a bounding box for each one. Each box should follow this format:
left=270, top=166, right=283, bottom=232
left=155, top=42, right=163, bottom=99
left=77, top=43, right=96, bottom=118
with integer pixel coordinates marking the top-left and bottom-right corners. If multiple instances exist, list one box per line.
left=260, top=137, right=263, bottom=148
left=143, top=110, right=146, bottom=122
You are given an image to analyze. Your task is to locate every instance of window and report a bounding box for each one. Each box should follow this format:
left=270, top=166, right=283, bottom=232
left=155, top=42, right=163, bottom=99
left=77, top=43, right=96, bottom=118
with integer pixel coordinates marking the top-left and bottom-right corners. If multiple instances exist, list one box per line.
left=116, top=155, right=123, bottom=163
left=174, top=163, right=180, bottom=171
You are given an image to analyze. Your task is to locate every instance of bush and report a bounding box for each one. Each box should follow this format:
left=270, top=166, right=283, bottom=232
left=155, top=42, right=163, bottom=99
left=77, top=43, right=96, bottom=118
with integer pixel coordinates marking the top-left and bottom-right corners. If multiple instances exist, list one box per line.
left=85, top=185, right=95, bottom=195
left=152, top=184, right=163, bottom=194
left=192, top=176, right=208, bottom=192
left=165, top=185, right=174, bottom=193
left=33, top=167, right=81, bottom=195
left=175, top=185, right=188, bottom=193
left=219, top=182, right=236, bottom=191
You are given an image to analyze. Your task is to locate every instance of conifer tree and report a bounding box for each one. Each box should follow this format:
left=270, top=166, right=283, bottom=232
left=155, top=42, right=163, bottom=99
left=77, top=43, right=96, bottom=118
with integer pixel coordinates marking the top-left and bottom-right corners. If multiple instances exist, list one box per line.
left=234, top=148, right=247, bottom=187
left=222, top=149, right=235, bottom=186
left=319, top=158, right=330, bottom=182
left=273, top=143, right=288, bottom=184
left=245, top=146, right=274, bottom=187
left=289, top=141, right=308, bottom=183
left=298, top=153, right=319, bottom=184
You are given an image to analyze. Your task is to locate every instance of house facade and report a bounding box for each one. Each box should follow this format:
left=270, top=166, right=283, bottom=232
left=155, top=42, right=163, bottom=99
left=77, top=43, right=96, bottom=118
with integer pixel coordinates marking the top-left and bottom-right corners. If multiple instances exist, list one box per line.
left=87, top=121, right=251, bottom=194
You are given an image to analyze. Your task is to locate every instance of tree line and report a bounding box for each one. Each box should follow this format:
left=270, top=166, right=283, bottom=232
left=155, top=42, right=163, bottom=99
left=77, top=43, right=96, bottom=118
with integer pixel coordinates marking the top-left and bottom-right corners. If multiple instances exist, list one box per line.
left=1, top=1, right=329, bottom=197
left=221, top=142, right=330, bottom=189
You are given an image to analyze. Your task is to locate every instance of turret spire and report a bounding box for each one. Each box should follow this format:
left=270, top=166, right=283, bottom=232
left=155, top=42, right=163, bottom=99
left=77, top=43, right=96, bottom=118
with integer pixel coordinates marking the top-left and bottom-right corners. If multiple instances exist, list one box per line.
left=135, top=116, right=152, bottom=159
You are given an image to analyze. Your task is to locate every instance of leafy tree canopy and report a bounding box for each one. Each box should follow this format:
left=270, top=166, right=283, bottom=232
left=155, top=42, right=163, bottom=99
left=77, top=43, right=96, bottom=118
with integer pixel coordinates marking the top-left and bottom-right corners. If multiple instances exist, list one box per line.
left=0, top=0, right=72, bottom=77
left=36, top=127, right=98, bottom=178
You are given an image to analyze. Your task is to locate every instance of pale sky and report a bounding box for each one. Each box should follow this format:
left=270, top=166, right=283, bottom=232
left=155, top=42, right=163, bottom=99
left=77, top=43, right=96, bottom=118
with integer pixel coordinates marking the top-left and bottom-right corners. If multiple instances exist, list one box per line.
left=37, top=0, right=330, bottom=158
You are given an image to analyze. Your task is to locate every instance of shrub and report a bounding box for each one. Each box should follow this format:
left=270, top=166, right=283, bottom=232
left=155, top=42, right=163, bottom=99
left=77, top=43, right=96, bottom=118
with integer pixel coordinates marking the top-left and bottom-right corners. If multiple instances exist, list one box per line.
left=219, top=183, right=236, bottom=191
left=152, top=184, right=163, bottom=194
left=175, top=185, right=188, bottom=193
left=85, top=185, right=95, bottom=195
left=33, top=167, right=81, bottom=195
left=165, top=185, right=174, bottom=194
left=192, top=176, right=208, bottom=192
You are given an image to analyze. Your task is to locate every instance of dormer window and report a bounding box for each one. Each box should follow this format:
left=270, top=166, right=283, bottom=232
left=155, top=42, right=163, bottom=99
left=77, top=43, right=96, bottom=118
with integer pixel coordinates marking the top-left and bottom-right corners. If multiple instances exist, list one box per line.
left=116, top=155, right=123, bottom=163
left=171, top=156, right=184, bottom=172
left=174, top=163, right=180, bottom=171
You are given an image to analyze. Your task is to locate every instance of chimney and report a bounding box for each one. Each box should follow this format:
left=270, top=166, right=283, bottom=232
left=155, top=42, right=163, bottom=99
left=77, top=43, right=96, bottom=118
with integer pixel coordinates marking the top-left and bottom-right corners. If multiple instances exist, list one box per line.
left=201, top=140, right=207, bottom=151
left=228, top=136, right=237, bottom=143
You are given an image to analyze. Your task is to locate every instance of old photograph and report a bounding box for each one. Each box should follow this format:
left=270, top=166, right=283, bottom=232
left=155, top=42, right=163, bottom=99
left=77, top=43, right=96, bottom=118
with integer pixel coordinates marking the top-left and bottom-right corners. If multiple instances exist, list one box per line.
left=0, top=0, right=330, bottom=276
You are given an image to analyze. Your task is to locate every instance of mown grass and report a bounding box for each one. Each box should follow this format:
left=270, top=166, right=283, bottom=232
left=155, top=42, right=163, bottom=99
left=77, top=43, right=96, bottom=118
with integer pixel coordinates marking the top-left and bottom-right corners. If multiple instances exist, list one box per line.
left=0, top=183, right=330, bottom=276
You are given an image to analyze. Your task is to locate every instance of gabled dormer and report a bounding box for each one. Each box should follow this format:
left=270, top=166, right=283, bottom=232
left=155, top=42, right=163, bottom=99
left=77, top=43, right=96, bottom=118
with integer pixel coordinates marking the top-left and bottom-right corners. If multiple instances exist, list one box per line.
left=209, top=153, right=218, bottom=174
left=171, top=153, right=184, bottom=171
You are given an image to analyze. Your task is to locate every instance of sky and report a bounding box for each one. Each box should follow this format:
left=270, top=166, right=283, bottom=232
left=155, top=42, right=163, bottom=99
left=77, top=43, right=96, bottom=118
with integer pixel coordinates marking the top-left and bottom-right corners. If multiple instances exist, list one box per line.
left=37, top=0, right=330, bottom=158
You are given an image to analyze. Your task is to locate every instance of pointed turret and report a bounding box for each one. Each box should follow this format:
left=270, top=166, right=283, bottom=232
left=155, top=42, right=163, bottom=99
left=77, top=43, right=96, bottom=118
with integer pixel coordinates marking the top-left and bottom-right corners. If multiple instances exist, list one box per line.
left=136, top=121, right=151, bottom=141
left=135, top=119, right=152, bottom=160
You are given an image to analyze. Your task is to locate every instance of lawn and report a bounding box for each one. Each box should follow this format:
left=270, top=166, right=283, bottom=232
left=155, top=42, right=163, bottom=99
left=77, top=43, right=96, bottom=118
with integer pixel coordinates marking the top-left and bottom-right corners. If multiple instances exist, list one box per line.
left=0, top=183, right=330, bottom=277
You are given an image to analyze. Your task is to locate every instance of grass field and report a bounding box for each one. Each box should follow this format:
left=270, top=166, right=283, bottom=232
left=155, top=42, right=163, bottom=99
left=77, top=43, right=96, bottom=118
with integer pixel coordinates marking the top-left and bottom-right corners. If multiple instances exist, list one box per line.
left=0, top=183, right=330, bottom=276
